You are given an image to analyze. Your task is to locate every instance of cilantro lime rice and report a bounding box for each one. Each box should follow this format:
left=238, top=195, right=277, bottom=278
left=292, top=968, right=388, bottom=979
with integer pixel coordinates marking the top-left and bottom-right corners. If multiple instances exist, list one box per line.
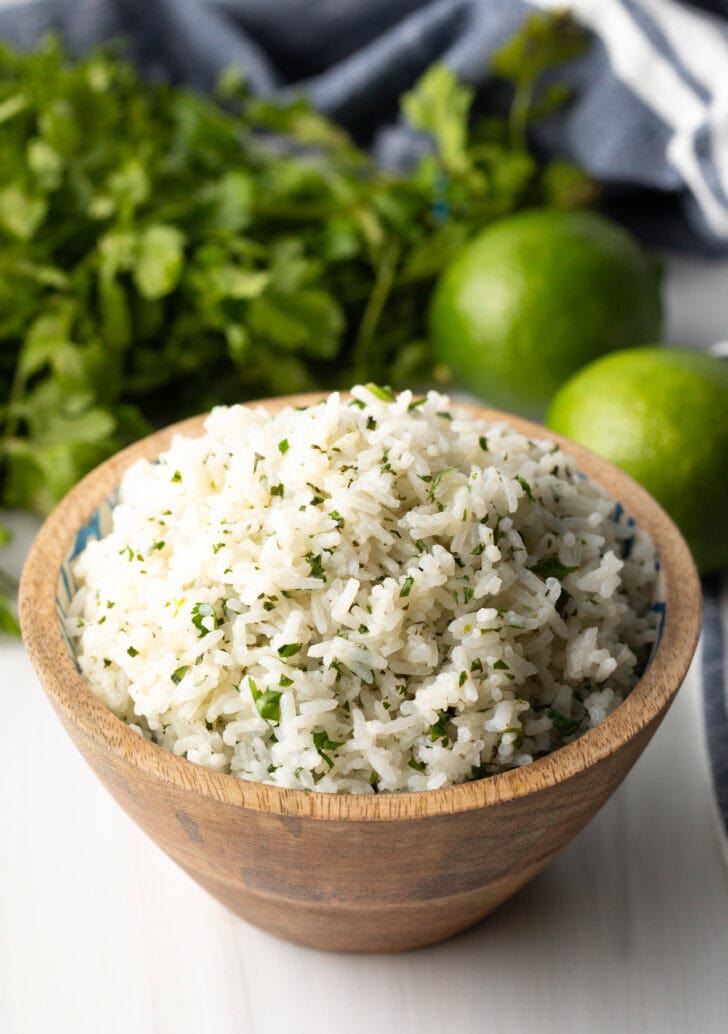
left=68, top=385, right=659, bottom=793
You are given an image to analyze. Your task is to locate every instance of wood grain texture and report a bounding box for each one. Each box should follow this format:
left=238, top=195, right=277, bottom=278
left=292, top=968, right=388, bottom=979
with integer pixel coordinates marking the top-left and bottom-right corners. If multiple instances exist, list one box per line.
left=18, top=396, right=702, bottom=952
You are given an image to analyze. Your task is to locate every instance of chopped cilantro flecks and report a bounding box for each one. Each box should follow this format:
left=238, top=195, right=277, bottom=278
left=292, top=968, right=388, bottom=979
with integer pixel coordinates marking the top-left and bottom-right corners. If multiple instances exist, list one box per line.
left=127, top=646, right=139, bottom=657
left=400, top=575, right=414, bottom=598
left=515, top=475, right=534, bottom=500
left=428, top=466, right=458, bottom=500
left=408, top=398, right=427, bottom=410
left=279, top=674, right=294, bottom=687
left=493, top=659, right=509, bottom=671
left=479, top=436, right=488, bottom=451
left=191, top=601, right=218, bottom=636
left=171, top=665, right=191, bottom=684
left=151, top=540, right=165, bottom=551
left=547, top=708, right=581, bottom=737
left=463, top=586, right=474, bottom=604
left=408, top=756, right=426, bottom=772
left=436, top=410, right=452, bottom=421
left=278, top=439, right=290, bottom=455
left=278, top=642, right=302, bottom=658
left=103, top=658, right=112, bottom=668
left=270, top=483, right=284, bottom=498
left=249, top=679, right=282, bottom=723
left=472, top=542, right=485, bottom=555
left=366, top=416, right=377, bottom=430
left=313, top=729, right=344, bottom=769
left=430, top=710, right=452, bottom=742
left=304, top=552, right=326, bottom=581
left=364, top=383, right=395, bottom=402
left=531, top=557, right=578, bottom=580
left=171, top=470, right=182, bottom=483
left=328, top=510, right=345, bottom=529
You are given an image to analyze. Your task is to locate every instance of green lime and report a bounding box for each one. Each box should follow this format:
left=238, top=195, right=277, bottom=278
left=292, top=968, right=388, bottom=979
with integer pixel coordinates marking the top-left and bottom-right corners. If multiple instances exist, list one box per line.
left=428, top=208, right=662, bottom=415
left=547, top=347, right=728, bottom=573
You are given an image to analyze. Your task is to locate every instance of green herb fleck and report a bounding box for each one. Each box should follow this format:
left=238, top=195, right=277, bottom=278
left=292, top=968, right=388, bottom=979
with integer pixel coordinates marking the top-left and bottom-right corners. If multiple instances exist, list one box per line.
left=515, top=475, right=534, bottom=500
left=304, top=551, right=326, bottom=581
left=365, top=383, right=395, bottom=402
left=313, top=729, right=344, bottom=769
left=547, top=708, right=581, bottom=737
left=249, top=680, right=282, bottom=723
left=430, top=710, right=452, bottom=742
left=428, top=465, right=458, bottom=500
left=278, top=642, right=302, bottom=658
left=171, top=664, right=191, bottom=684
left=127, top=646, right=139, bottom=658
left=400, top=575, right=414, bottom=598
left=191, top=601, right=218, bottom=636
left=278, top=438, right=290, bottom=455
left=531, top=557, right=578, bottom=580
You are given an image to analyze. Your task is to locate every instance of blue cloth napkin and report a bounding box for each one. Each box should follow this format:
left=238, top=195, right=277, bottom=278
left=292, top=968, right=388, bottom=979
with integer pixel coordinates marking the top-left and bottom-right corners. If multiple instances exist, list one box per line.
left=1, top=0, right=727, bottom=848
left=2, top=0, right=728, bottom=251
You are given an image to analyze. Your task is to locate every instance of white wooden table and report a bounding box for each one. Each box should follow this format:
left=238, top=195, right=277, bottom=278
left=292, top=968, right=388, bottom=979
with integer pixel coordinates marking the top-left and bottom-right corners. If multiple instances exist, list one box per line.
left=2, top=253, right=728, bottom=1034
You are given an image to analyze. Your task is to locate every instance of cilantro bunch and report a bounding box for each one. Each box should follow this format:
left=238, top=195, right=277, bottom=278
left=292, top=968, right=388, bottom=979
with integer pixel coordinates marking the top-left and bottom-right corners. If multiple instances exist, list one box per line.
left=0, top=12, right=592, bottom=630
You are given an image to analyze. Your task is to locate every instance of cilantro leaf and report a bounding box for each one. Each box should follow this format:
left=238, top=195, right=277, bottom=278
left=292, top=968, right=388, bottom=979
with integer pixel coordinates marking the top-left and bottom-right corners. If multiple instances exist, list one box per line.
left=530, top=557, right=578, bottom=580
left=313, top=729, right=344, bottom=769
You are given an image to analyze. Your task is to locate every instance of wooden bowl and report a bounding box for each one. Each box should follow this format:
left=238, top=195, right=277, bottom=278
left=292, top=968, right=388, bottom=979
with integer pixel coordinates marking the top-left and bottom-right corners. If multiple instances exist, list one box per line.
left=20, top=395, right=701, bottom=952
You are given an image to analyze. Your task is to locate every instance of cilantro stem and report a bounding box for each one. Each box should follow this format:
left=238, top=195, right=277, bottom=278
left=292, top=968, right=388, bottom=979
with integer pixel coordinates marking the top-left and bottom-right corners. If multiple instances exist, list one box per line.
left=352, top=239, right=400, bottom=382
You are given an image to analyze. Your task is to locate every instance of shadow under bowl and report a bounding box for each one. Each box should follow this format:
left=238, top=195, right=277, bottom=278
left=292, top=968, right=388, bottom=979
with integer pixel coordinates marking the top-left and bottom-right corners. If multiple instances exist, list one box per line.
left=19, top=396, right=701, bottom=952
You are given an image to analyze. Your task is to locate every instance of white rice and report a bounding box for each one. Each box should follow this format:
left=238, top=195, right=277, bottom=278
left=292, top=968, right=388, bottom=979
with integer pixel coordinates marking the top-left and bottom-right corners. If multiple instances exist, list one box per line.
left=68, top=385, right=659, bottom=794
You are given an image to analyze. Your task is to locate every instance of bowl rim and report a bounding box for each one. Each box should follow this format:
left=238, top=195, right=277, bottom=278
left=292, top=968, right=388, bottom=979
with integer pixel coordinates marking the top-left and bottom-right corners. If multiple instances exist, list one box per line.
left=19, top=393, right=702, bottom=821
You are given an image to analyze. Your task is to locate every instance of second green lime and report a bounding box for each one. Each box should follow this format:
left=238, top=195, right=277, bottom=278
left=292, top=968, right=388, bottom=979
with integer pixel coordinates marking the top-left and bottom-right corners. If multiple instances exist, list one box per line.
left=428, top=208, right=663, bottom=414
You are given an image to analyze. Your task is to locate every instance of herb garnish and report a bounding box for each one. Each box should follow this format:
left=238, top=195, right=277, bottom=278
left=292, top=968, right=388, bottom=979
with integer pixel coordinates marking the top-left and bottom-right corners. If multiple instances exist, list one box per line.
left=249, top=678, right=282, bottom=723
left=365, top=383, right=395, bottom=402
left=191, top=601, right=218, bottom=636
left=304, top=552, right=326, bottom=581
left=531, top=557, right=578, bottom=580
left=400, top=575, right=414, bottom=598
left=547, top=708, right=581, bottom=737
left=313, top=729, right=344, bottom=769
left=277, top=642, right=302, bottom=658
